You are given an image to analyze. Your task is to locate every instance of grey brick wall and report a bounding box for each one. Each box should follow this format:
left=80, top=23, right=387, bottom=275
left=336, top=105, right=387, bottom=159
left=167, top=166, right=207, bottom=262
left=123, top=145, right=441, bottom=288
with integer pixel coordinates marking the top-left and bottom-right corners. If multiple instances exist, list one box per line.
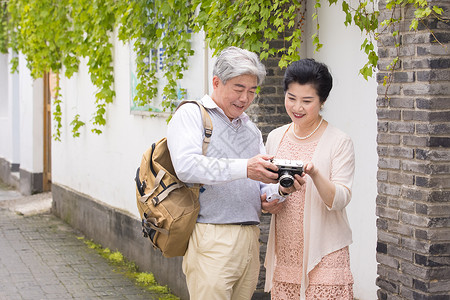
left=248, top=51, right=291, bottom=299
left=376, top=0, right=450, bottom=299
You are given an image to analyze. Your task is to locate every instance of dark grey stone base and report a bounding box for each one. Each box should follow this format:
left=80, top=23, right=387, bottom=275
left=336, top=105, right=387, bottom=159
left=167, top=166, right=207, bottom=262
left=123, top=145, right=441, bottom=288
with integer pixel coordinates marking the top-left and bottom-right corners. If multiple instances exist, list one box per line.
left=19, top=168, right=42, bottom=195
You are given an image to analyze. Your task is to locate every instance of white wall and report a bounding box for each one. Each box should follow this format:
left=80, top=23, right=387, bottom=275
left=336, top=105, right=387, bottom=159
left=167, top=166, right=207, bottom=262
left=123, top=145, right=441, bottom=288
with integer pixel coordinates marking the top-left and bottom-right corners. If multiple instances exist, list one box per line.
left=0, top=52, right=21, bottom=168
left=52, top=32, right=211, bottom=215
left=18, top=53, right=43, bottom=173
left=305, top=2, right=378, bottom=299
left=0, top=53, right=10, bottom=159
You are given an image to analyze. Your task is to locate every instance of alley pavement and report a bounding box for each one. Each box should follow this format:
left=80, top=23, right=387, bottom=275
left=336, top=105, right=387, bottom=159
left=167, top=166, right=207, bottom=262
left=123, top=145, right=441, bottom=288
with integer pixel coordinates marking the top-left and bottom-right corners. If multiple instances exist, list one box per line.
left=0, top=184, right=176, bottom=300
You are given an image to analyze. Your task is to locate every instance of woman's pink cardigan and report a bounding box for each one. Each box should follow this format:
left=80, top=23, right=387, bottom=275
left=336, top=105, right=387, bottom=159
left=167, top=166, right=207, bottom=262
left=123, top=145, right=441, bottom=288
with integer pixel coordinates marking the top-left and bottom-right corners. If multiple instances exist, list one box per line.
left=264, top=123, right=355, bottom=299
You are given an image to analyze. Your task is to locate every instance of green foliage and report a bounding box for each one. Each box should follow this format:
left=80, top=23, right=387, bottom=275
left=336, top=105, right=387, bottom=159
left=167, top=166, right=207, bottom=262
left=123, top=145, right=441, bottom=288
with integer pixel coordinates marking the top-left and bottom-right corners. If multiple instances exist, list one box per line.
left=79, top=237, right=179, bottom=299
left=0, top=0, right=445, bottom=139
left=0, top=2, right=8, bottom=53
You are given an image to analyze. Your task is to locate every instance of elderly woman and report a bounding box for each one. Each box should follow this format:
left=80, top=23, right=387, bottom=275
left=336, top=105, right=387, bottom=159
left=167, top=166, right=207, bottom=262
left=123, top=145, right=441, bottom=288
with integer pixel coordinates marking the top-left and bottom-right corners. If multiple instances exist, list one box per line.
left=262, top=59, right=355, bottom=299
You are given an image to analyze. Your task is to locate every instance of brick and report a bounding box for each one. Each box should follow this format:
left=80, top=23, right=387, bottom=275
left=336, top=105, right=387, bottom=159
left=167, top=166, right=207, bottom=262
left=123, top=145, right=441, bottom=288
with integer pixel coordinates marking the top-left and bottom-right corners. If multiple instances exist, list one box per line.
left=402, top=109, right=429, bottom=121
left=389, top=97, right=415, bottom=108
left=389, top=146, right=414, bottom=158
left=416, top=98, right=450, bottom=110
left=417, top=70, right=450, bottom=82
left=378, top=121, right=389, bottom=132
left=401, top=260, right=430, bottom=279
left=401, top=187, right=429, bottom=201
left=415, top=228, right=450, bottom=241
left=429, top=279, right=450, bottom=293
left=388, top=221, right=415, bottom=237
left=377, top=96, right=390, bottom=107
left=424, top=204, right=450, bottom=217
left=378, top=230, right=401, bottom=244
left=389, top=122, right=415, bottom=133
left=416, top=124, right=450, bottom=136
left=400, top=211, right=429, bottom=227
left=378, top=133, right=401, bottom=145
left=429, top=137, right=450, bottom=147
left=377, top=194, right=389, bottom=206
left=429, top=111, right=450, bottom=122
left=377, top=253, right=401, bottom=269
left=390, top=197, right=415, bottom=211
left=403, top=135, right=429, bottom=147
left=402, top=161, right=432, bottom=174
left=392, top=71, right=415, bottom=83
left=378, top=183, right=401, bottom=196
left=378, top=170, right=389, bottom=181
left=388, top=172, right=414, bottom=185
left=429, top=217, right=450, bottom=228
left=378, top=264, right=413, bottom=287
left=376, top=289, right=387, bottom=300
left=258, top=96, right=284, bottom=105
left=402, top=32, right=434, bottom=45
left=428, top=191, right=450, bottom=203
left=403, top=58, right=432, bottom=70
left=429, top=243, right=450, bottom=255
left=378, top=241, right=388, bottom=254
left=377, top=108, right=402, bottom=120
left=378, top=34, right=398, bottom=47
left=399, top=45, right=416, bottom=57
left=404, top=83, right=450, bottom=96
left=377, top=83, right=401, bottom=96
left=378, top=145, right=389, bottom=156
left=413, top=278, right=430, bottom=293
left=417, top=44, right=450, bottom=56
left=260, top=86, right=276, bottom=94
left=429, top=265, right=450, bottom=280
left=378, top=46, right=399, bottom=58
left=430, top=58, right=450, bottom=69
left=428, top=176, right=450, bottom=189
left=376, top=277, right=399, bottom=294
left=378, top=157, right=401, bottom=169
left=377, top=205, right=401, bottom=220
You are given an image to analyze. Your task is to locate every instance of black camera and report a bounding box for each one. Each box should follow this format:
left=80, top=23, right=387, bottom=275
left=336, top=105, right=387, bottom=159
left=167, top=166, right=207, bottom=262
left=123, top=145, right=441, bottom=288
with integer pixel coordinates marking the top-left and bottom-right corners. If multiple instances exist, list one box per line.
left=270, top=158, right=304, bottom=188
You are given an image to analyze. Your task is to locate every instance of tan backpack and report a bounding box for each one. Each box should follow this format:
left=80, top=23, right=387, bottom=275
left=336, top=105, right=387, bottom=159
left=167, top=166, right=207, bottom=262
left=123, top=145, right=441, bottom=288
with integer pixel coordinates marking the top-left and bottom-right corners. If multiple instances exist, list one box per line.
left=135, top=101, right=212, bottom=257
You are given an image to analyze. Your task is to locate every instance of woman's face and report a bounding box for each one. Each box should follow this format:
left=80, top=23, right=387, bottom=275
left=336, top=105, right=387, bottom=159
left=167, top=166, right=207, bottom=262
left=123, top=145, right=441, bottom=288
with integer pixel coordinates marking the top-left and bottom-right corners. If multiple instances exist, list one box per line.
left=284, top=82, right=322, bottom=127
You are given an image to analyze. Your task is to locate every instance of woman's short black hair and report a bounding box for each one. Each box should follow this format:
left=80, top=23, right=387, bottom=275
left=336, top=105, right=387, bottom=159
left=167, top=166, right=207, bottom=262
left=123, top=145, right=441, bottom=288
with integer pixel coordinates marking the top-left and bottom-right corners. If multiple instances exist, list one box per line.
left=283, top=59, right=333, bottom=103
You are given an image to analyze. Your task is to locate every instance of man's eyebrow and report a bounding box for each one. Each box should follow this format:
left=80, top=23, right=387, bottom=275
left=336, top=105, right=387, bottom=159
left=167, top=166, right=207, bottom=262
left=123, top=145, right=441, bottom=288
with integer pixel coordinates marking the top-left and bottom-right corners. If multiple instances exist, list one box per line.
left=234, top=83, right=257, bottom=89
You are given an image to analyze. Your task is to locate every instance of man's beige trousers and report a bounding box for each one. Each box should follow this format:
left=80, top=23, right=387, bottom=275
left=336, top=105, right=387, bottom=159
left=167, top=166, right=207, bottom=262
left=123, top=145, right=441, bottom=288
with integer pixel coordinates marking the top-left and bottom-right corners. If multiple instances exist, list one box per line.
left=182, top=223, right=260, bottom=300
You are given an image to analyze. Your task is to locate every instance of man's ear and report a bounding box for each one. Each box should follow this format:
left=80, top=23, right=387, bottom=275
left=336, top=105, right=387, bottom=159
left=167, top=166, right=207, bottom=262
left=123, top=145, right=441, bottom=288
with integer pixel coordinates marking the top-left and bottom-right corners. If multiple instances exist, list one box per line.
left=212, top=75, right=220, bottom=90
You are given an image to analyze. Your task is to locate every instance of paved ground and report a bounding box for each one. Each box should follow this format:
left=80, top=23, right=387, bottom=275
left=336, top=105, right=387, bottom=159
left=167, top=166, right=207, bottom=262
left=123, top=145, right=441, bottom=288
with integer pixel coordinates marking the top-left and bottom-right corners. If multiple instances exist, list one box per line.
left=0, top=184, right=177, bottom=300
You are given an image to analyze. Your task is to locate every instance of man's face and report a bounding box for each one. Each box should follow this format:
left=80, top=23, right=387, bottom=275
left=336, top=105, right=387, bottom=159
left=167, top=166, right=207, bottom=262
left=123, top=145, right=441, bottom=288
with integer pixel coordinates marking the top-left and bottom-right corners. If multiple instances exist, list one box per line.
left=212, top=74, right=258, bottom=120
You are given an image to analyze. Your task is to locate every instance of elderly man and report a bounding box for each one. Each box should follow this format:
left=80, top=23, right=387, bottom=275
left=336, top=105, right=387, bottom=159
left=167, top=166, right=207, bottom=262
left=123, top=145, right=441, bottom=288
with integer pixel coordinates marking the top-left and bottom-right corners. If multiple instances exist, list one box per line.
left=167, top=46, right=300, bottom=300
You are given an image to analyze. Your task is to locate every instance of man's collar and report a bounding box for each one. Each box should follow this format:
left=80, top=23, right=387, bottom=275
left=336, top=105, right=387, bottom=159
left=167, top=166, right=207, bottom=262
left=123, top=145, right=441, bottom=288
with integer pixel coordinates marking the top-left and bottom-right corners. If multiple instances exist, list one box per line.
left=200, top=95, right=250, bottom=124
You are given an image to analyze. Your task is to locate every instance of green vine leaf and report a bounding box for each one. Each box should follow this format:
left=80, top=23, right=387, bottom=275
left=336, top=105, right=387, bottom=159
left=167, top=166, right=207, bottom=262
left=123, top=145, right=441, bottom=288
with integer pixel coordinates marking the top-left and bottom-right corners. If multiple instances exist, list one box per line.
left=0, top=0, right=445, bottom=139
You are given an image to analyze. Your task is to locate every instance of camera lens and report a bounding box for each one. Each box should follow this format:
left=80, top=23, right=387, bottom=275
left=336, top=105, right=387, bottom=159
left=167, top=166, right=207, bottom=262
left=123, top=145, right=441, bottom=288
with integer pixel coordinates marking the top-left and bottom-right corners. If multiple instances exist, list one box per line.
left=279, top=173, right=294, bottom=188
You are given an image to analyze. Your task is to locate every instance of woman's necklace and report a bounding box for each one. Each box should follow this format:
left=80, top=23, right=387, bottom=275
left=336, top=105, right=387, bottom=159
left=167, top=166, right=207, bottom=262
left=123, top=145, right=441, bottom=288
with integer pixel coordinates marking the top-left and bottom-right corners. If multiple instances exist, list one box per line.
left=293, top=117, right=323, bottom=140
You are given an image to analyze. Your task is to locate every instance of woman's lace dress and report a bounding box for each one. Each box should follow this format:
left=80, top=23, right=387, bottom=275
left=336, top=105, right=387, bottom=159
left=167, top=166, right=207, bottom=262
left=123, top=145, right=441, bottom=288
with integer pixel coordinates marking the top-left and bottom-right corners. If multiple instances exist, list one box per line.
left=271, top=133, right=353, bottom=300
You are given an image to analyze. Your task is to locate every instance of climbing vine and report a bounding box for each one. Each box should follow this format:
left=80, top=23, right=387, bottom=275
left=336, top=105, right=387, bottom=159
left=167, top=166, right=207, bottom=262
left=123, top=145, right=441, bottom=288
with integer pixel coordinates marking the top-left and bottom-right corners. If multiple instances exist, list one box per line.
left=0, top=0, right=446, bottom=140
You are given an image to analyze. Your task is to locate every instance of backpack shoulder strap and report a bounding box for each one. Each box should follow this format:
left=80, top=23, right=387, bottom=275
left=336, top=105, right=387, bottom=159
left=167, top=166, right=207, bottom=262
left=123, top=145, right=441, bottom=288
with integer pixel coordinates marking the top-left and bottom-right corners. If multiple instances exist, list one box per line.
left=176, top=100, right=213, bottom=155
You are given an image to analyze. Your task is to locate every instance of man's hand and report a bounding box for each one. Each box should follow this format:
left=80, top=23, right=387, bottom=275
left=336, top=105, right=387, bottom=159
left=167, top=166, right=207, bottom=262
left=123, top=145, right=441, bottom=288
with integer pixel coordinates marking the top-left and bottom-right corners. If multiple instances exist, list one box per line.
left=247, top=154, right=278, bottom=184
left=261, top=193, right=284, bottom=214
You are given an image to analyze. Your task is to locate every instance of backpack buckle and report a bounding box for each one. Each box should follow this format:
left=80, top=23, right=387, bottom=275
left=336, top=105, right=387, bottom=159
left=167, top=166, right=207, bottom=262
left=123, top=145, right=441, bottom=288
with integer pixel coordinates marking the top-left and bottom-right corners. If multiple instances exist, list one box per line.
left=152, top=196, right=159, bottom=206
left=205, top=128, right=212, bottom=138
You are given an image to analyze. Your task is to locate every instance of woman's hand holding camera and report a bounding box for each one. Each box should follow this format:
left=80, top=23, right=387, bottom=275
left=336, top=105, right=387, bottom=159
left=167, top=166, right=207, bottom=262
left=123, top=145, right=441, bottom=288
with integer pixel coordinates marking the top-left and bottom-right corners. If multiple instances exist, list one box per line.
left=279, top=173, right=304, bottom=195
